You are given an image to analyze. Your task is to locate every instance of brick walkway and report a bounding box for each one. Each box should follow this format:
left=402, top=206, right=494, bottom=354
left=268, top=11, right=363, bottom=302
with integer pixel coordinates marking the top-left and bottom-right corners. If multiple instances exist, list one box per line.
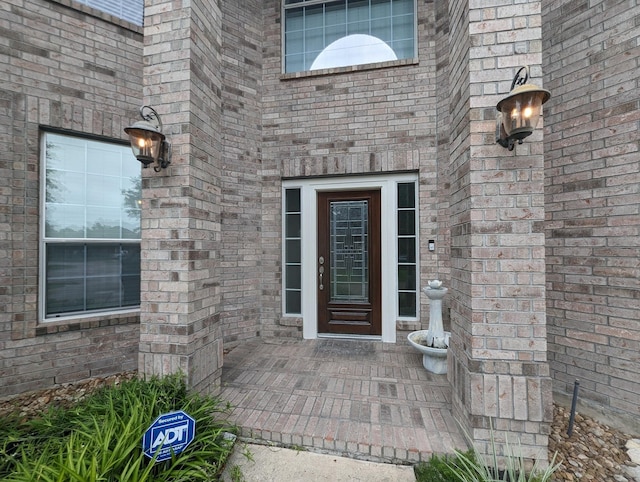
left=219, top=337, right=467, bottom=464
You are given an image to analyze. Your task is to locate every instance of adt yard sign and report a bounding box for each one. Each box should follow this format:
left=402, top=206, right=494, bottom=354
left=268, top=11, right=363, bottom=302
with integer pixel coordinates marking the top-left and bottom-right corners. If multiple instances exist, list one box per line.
left=143, top=411, right=195, bottom=462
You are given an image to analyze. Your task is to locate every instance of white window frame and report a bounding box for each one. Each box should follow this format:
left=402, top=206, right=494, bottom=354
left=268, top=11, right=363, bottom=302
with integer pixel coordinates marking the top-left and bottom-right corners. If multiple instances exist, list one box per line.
left=281, top=0, right=418, bottom=74
left=283, top=187, right=303, bottom=315
left=282, top=173, right=419, bottom=343
left=39, top=130, right=141, bottom=322
left=396, top=180, right=419, bottom=320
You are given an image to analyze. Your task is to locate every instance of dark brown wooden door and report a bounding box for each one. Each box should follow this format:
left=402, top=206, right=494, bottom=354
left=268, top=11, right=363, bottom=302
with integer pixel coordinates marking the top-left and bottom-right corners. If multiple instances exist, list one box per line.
left=317, top=190, right=381, bottom=336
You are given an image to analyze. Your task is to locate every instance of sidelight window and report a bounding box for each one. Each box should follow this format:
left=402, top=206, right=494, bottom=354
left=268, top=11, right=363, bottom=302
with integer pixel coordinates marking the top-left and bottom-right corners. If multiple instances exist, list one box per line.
left=397, top=181, right=417, bottom=317
left=284, top=188, right=302, bottom=314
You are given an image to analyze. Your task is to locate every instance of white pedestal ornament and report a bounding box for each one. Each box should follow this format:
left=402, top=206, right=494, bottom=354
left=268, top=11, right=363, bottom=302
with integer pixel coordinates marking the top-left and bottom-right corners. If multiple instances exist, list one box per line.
left=407, top=280, right=450, bottom=374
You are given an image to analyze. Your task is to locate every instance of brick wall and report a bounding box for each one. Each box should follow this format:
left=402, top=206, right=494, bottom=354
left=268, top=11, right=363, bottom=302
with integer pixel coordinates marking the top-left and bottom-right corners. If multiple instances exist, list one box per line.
left=137, top=0, right=226, bottom=393
left=260, top=0, right=441, bottom=336
left=3, top=0, right=638, bottom=443
left=447, top=0, right=552, bottom=464
left=434, top=0, right=452, bottom=303
left=219, top=1, right=264, bottom=346
left=543, top=0, right=640, bottom=433
left=0, top=0, right=142, bottom=397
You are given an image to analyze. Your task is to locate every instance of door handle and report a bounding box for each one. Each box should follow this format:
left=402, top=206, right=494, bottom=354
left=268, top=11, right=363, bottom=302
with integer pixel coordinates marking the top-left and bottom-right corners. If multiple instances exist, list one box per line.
left=319, top=265, right=324, bottom=290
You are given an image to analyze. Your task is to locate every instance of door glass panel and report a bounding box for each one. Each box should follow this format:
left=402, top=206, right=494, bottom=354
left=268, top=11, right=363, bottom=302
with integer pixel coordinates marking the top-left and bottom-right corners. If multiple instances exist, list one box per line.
left=330, top=200, right=369, bottom=302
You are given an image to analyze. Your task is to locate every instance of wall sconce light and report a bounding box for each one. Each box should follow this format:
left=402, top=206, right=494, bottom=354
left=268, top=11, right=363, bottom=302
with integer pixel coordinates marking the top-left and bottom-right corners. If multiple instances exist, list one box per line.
left=124, top=106, right=171, bottom=171
left=496, top=66, right=551, bottom=151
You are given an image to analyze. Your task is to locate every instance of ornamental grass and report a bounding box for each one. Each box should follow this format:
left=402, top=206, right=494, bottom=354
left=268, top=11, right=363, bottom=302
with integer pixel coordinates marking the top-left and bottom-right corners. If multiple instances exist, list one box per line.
left=0, top=374, right=236, bottom=481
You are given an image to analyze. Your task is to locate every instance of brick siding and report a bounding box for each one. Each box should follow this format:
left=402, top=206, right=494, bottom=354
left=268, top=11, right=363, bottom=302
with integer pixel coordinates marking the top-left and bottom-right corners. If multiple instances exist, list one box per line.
left=260, top=0, right=442, bottom=337
left=543, top=0, right=640, bottom=432
left=219, top=1, right=264, bottom=346
left=446, top=0, right=552, bottom=463
left=1, top=0, right=638, bottom=449
left=0, top=0, right=143, bottom=397
left=137, top=0, right=226, bottom=393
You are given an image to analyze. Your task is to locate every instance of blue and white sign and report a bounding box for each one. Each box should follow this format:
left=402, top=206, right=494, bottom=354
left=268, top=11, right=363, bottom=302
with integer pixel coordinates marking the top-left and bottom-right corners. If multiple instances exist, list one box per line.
left=143, top=410, right=196, bottom=462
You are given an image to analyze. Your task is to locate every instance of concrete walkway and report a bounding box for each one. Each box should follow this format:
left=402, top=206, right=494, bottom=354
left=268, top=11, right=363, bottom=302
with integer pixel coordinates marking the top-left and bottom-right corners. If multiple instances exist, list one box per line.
left=220, top=442, right=416, bottom=481
left=219, top=337, right=466, bottom=465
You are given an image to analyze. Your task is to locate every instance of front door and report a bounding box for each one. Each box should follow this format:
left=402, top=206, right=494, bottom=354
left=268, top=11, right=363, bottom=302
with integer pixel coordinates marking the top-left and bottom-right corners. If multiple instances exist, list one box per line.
left=317, top=190, right=381, bottom=336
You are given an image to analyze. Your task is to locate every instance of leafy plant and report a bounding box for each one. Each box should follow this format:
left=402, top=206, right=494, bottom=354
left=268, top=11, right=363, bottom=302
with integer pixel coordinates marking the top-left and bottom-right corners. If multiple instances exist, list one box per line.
left=414, top=426, right=559, bottom=482
left=0, top=414, right=27, bottom=477
left=241, top=444, right=255, bottom=462
left=414, top=450, right=477, bottom=481
left=0, top=374, right=237, bottom=481
left=229, top=464, right=245, bottom=482
left=446, top=442, right=558, bottom=482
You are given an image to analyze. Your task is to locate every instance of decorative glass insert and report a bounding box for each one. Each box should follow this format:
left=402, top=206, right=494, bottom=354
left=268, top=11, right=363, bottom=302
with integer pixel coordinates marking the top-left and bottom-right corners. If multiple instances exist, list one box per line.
left=283, top=0, right=416, bottom=73
left=397, top=181, right=417, bottom=317
left=330, top=200, right=369, bottom=302
left=284, top=189, right=302, bottom=314
left=42, top=132, right=141, bottom=318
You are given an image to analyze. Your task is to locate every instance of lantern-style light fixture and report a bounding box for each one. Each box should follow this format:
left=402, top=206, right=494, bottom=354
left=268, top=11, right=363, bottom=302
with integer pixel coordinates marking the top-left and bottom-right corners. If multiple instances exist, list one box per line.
left=124, top=106, right=171, bottom=171
left=496, top=66, right=551, bottom=151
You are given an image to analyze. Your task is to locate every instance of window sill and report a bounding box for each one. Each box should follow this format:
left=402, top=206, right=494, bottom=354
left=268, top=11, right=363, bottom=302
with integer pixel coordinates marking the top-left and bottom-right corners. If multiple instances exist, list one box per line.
left=279, top=316, right=303, bottom=327
left=281, top=58, right=419, bottom=80
left=396, top=319, right=421, bottom=332
left=36, top=309, right=140, bottom=336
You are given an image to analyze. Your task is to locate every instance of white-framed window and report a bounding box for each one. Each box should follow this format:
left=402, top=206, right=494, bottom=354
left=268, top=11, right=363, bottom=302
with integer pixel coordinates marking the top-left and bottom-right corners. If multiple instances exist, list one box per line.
left=283, top=0, right=417, bottom=73
left=284, top=188, right=302, bottom=314
left=75, top=0, right=143, bottom=26
left=40, top=131, right=141, bottom=320
left=397, top=181, right=417, bottom=318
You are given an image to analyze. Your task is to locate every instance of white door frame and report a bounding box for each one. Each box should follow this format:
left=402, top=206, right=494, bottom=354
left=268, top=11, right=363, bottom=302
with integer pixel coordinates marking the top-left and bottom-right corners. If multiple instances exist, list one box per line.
left=283, top=173, right=418, bottom=343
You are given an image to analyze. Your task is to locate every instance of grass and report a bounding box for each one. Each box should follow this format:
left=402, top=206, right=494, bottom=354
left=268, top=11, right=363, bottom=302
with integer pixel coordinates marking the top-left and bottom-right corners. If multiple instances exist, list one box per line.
left=0, top=374, right=237, bottom=481
left=414, top=450, right=479, bottom=481
left=229, top=464, right=245, bottom=482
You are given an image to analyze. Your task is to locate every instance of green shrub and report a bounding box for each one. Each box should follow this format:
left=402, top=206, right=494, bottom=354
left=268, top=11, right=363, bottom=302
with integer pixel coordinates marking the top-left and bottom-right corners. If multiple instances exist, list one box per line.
left=0, top=374, right=236, bottom=482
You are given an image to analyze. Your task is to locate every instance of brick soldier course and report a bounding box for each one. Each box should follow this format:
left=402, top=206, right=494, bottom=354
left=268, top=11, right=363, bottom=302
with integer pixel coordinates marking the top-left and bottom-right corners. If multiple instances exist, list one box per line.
left=1, top=0, right=638, bottom=468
